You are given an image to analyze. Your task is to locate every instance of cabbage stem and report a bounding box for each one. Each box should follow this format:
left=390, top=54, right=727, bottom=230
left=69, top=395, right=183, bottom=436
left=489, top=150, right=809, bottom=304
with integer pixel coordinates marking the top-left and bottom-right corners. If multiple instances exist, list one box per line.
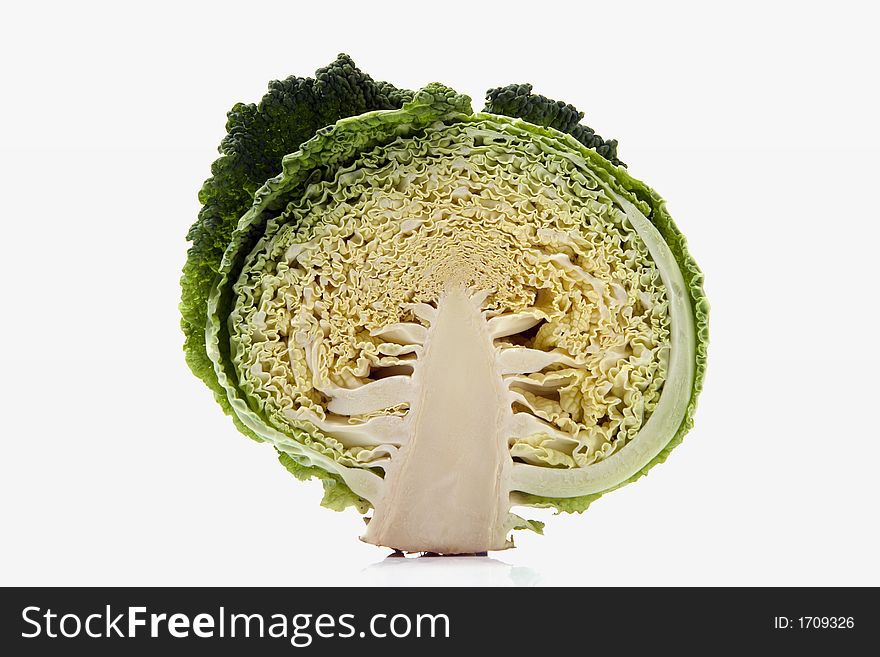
left=362, top=287, right=513, bottom=553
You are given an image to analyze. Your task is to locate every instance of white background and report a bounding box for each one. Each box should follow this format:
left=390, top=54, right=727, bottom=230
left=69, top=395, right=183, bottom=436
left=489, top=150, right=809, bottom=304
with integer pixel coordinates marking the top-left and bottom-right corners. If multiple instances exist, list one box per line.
left=1, top=0, right=878, bottom=587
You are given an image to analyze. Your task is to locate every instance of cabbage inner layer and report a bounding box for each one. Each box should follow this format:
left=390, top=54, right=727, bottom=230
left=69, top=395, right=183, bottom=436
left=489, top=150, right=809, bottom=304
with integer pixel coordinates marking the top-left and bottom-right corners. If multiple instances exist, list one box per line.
left=221, top=116, right=693, bottom=551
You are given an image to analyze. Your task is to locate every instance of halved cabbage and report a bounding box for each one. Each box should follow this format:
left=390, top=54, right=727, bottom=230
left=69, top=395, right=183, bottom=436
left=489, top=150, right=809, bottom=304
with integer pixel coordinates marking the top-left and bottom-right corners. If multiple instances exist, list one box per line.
left=190, top=82, right=708, bottom=554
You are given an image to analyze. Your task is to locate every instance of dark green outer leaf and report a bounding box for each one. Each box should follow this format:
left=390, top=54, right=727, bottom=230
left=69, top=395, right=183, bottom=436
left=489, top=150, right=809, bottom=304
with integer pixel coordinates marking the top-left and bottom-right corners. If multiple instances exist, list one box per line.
left=484, top=83, right=624, bottom=166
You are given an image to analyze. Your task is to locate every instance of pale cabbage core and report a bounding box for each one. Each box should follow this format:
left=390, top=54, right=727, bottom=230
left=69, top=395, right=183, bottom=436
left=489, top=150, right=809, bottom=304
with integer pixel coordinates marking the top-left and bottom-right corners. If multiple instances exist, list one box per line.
left=227, top=120, right=671, bottom=478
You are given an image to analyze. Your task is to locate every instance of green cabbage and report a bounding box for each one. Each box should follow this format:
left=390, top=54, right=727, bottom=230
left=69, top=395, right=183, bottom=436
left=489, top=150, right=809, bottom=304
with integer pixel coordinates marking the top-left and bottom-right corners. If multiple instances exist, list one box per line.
left=181, top=56, right=708, bottom=554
